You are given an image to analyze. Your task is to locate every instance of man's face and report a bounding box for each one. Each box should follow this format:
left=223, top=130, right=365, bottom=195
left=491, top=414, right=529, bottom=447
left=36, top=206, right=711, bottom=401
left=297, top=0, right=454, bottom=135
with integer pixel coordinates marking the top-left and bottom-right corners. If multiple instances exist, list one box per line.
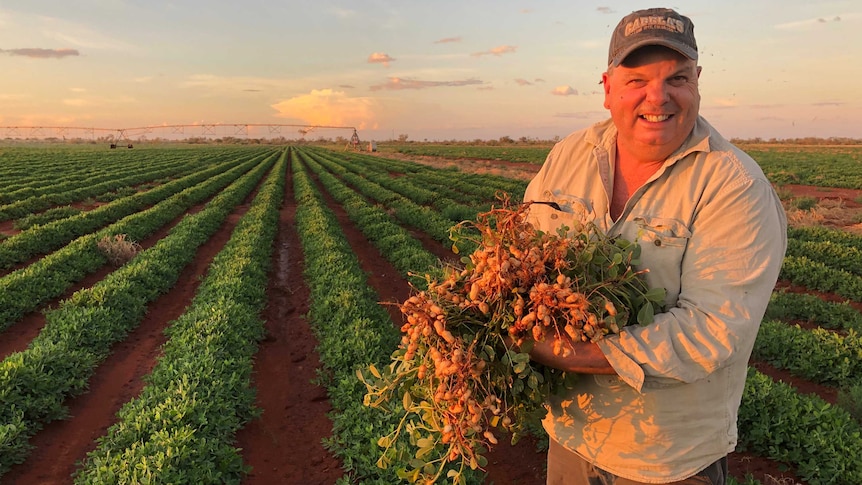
left=602, top=46, right=701, bottom=161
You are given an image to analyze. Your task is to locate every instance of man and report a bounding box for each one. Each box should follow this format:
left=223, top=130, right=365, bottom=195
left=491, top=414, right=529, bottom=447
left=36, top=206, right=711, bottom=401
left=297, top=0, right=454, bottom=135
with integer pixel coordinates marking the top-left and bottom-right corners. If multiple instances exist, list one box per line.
left=522, top=7, right=787, bottom=485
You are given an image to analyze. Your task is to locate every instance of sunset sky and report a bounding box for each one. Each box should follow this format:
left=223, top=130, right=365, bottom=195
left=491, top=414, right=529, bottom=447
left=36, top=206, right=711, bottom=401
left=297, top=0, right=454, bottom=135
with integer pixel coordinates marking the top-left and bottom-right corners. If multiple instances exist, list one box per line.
left=1, top=1, right=860, bottom=142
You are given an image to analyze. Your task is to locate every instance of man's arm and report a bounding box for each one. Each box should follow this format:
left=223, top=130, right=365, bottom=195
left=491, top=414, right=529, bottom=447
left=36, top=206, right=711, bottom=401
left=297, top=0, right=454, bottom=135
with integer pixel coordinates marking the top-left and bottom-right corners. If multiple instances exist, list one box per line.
left=524, top=332, right=617, bottom=375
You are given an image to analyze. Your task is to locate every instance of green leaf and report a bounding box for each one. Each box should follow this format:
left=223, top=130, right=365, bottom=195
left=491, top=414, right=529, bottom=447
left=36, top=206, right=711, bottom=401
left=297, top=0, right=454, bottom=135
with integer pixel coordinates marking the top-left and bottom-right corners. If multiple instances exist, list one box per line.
left=637, top=302, right=656, bottom=325
left=403, top=390, right=413, bottom=410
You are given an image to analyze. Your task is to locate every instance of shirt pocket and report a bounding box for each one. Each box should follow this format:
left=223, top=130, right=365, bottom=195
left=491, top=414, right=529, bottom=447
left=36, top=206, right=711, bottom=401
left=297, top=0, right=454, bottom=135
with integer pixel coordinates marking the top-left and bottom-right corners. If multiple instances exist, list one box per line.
left=630, top=215, right=691, bottom=303
left=632, top=215, right=691, bottom=249
left=525, top=194, right=593, bottom=236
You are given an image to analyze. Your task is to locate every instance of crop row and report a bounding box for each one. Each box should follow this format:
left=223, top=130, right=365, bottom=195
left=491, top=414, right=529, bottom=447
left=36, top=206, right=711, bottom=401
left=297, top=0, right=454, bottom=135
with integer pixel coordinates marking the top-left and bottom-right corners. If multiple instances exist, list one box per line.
left=297, top=147, right=862, bottom=484
left=0, top=151, right=269, bottom=270
left=0, top=146, right=179, bottom=195
left=290, top=149, right=410, bottom=484
left=310, top=149, right=488, bottom=223
left=0, top=148, right=246, bottom=221
left=0, top=149, right=277, bottom=478
left=0, top=150, right=278, bottom=331
left=327, top=148, right=527, bottom=207
left=73, top=149, right=287, bottom=483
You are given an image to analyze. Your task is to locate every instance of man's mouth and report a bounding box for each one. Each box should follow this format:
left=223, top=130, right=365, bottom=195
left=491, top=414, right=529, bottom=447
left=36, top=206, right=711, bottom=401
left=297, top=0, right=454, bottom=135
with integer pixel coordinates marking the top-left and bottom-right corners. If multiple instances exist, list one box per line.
left=640, top=114, right=673, bottom=122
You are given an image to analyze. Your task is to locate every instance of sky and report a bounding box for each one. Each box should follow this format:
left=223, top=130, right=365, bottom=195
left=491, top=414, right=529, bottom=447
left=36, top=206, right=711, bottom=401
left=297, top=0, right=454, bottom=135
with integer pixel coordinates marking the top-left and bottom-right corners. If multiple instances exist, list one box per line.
left=1, top=0, right=860, bottom=142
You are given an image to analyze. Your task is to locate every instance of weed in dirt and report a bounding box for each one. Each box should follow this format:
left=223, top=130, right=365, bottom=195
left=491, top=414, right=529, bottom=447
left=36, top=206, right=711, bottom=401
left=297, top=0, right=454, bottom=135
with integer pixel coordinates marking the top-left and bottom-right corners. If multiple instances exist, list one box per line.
left=97, top=234, right=142, bottom=266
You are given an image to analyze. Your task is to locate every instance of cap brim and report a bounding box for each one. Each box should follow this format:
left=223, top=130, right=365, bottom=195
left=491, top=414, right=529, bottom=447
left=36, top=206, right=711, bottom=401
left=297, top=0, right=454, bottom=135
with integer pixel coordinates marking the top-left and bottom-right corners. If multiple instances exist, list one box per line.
left=610, top=39, right=698, bottom=66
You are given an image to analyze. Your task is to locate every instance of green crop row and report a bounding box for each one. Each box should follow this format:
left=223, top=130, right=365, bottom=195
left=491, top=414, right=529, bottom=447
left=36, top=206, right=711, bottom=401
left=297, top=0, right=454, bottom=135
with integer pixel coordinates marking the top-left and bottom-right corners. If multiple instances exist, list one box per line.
left=0, top=153, right=258, bottom=270
left=302, top=150, right=460, bottom=249
left=786, top=238, right=862, bottom=278
left=296, top=148, right=442, bottom=283
left=0, top=151, right=206, bottom=221
left=0, top=149, right=276, bottom=478
left=780, top=255, right=862, bottom=303
left=337, top=148, right=528, bottom=202
left=739, top=368, right=862, bottom=484
left=0, top=147, right=186, bottom=198
left=0, top=151, right=276, bottom=331
left=754, top=320, right=862, bottom=386
left=291, top=152, right=418, bottom=484
left=750, top=146, right=862, bottom=189
left=73, top=149, right=286, bottom=483
left=311, top=149, right=491, bottom=222
left=387, top=144, right=552, bottom=165
left=765, top=290, right=862, bottom=333
left=789, top=225, right=862, bottom=251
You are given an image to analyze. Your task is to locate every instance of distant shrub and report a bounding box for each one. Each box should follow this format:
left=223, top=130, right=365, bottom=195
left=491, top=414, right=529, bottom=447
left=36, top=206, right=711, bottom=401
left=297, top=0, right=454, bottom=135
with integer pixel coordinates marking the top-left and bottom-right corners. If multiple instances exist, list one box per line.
left=774, top=185, right=794, bottom=201
left=792, top=196, right=818, bottom=211
left=97, top=234, right=142, bottom=266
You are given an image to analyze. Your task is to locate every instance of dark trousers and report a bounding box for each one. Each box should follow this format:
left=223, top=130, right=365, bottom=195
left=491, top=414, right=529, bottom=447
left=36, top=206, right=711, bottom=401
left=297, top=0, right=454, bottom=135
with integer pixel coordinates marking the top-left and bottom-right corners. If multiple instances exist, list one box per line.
left=546, top=439, right=727, bottom=485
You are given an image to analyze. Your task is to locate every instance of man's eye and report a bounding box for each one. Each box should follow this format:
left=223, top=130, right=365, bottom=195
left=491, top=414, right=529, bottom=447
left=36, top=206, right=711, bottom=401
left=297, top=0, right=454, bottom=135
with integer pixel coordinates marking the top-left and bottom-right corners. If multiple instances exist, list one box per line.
left=669, top=76, right=688, bottom=86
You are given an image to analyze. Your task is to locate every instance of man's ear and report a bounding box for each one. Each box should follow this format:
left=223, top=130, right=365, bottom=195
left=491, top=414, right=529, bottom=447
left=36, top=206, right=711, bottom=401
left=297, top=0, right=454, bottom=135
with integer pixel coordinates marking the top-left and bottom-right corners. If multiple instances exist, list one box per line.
left=602, top=72, right=612, bottom=109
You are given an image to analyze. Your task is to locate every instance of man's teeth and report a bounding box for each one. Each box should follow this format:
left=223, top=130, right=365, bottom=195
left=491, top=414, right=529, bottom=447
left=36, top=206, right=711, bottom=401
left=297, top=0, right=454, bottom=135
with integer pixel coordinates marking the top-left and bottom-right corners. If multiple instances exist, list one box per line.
left=642, top=114, right=671, bottom=122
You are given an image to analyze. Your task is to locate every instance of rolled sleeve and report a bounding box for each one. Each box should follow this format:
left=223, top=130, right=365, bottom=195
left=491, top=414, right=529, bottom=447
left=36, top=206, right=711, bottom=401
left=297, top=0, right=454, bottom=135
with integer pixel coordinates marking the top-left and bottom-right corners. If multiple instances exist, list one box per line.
left=599, top=177, right=787, bottom=391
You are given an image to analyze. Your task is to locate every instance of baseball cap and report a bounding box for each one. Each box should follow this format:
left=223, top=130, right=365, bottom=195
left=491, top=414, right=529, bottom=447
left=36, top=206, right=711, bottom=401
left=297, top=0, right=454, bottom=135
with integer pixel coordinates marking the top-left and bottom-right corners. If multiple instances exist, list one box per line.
left=608, top=7, right=698, bottom=66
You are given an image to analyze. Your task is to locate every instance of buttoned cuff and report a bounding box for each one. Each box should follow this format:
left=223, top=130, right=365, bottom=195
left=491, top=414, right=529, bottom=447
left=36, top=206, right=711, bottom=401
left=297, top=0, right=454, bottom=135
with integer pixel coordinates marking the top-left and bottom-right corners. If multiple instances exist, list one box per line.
left=596, top=334, right=645, bottom=392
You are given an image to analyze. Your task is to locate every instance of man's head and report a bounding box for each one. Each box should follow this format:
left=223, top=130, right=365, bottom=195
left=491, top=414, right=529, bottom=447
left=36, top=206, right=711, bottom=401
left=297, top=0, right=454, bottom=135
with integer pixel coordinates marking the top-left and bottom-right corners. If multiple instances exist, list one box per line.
left=602, top=8, right=701, bottom=162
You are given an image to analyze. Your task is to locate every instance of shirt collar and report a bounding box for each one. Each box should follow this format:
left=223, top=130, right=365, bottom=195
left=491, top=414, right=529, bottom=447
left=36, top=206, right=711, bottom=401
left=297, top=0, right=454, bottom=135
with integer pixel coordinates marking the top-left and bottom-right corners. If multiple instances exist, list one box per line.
left=585, top=115, right=713, bottom=165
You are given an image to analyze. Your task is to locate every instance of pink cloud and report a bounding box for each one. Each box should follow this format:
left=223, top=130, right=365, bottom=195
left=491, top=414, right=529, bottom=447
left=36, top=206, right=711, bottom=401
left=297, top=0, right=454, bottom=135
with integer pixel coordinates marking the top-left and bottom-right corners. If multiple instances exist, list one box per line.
left=552, top=85, right=578, bottom=96
left=368, top=52, right=395, bottom=67
left=471, top=45, right=517, bottom=57
left=369, top=77, right=485, bottom=91
left=1, top=48, right=79, bottom=59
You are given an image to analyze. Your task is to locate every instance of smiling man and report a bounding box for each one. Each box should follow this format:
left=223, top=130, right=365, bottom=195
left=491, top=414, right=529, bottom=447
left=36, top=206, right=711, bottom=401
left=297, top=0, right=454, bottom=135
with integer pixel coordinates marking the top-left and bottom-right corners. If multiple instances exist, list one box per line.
left=522, top=8, right=788, bottom=485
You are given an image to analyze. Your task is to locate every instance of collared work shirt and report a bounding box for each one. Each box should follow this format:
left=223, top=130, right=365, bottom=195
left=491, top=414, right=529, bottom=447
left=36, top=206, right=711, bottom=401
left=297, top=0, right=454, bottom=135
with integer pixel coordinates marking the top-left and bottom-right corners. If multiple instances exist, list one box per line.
left=523, top=116, right=787, bottom=483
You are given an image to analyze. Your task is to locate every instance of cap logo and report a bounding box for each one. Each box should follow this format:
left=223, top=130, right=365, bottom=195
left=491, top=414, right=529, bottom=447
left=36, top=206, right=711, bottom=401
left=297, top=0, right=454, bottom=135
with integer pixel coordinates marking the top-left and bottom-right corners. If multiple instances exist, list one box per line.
left=624, top=16, right=685, bottom=36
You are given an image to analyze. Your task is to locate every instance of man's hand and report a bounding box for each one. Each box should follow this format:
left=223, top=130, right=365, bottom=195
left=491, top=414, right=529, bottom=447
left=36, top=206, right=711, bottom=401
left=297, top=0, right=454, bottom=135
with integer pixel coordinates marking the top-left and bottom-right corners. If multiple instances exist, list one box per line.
left=516, top=327, right=616, bottom=375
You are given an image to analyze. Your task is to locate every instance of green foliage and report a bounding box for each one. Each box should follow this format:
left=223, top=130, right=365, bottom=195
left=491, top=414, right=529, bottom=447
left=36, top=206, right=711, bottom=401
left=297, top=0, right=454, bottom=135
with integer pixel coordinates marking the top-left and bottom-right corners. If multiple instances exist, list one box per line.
left=12, top=205, right=81, bottom=230
left=838, top=383, right=862, bottom=424
left=791, top=195, right=818, bottom=211
left=739, top=368, right=862, bottom=485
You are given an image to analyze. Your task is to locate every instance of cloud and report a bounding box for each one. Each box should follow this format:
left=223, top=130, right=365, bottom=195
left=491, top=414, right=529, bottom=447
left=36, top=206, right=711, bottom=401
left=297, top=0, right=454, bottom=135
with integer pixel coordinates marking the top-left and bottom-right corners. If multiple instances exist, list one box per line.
left=552, top=85, right=578, bottom=96
left=181, top=74, right=285, bottom=94
left=812, top=101, right=846, bottom=107
left=0, top=47, right=79, bottom=58
left=471, top=45, right=517, bottom=57
left=597, top=7, right=615, bottom=14
left=339, top=84, right=355, bottom=89
left=271, top=89, right=378, bottom=130
left=515, top=78, right=546, bottom=86
left=369, top=77, right=485, bottom=91
left=328, top=7, right=357, bottom=19
left=368, top=52, right=395, bottom=67
left=434, top=36, right=462, bottom=44
left=774, top=15, right=844, bottom=30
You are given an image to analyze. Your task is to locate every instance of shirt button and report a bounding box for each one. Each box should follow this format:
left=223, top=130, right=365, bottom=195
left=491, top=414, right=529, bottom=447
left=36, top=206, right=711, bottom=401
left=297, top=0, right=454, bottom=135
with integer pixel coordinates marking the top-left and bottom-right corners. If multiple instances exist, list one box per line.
left=654, top=239, right=662, bottom=246
left=551, top=213, right=558, bottom=219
